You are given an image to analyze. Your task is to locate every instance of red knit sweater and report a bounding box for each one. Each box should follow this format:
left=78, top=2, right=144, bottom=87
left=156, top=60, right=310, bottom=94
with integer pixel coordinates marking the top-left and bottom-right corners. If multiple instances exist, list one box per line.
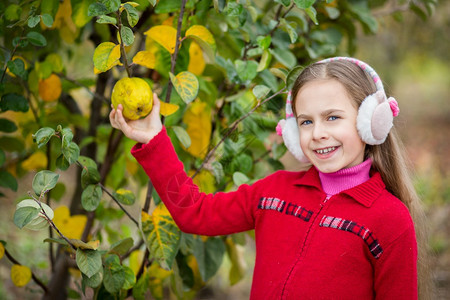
left=131, top=128, right=418, bottom=299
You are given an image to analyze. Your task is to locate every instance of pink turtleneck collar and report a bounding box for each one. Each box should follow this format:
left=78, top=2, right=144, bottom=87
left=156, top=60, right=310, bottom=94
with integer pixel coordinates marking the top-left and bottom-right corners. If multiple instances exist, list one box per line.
left=318, top=159, right=372, bottom=196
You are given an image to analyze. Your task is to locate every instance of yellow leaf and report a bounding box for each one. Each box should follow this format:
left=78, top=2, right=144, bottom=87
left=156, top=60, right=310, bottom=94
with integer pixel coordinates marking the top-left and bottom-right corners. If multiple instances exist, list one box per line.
left=188, top=169, right=215, bottom=193
left=52, top=0, right=78, bottom=43
left=169, top=71, right=199, bottom=104
left=0, top=243, right=4, bottom=260
left=39, top=74, right=62, bottom=102
left=11, top=265, right=32, bottom=287
left=188, top=42, right=205, bottom=75
left=159, top=102, right=179, bottom=117
left=21, top=151, right=48, bottom=171
left=144, top=25, right=177, bottom=54
left=53, top=206, right=87, bottom=240
left=132, top=50, right=156, bottom=69
left=128, top=250, right=144, bottom=275
left=93, top=42, right=122, bottom=73
left=185, top=25, right=216, bottom=61
left=141, top=204, right=180, bottom=270
left=182, top=100, right=211, bottom=158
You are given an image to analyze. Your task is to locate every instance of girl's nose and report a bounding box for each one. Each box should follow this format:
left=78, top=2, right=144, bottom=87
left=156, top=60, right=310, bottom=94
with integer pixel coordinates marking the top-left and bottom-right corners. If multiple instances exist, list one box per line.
left=312, top=123, right=328, bottom=140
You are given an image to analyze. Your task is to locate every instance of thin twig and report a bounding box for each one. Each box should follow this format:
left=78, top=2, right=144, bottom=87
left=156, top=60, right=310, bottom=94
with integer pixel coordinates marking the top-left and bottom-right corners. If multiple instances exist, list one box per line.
left=99, top=183, right=139, bottom=227
left=192, top=87, right=287, bottom=179
left=4, top=248, right=49, bottom=293
left=163, top=0, right=188, bottom=106
left=28, top=193, right=77, bottom=251
left=117, top=11, right=132, bottom=77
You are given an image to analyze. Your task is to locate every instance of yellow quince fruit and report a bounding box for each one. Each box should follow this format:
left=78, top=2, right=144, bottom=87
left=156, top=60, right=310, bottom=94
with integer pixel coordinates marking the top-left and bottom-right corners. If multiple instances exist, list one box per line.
left=111, top=77, right=153, bottom=120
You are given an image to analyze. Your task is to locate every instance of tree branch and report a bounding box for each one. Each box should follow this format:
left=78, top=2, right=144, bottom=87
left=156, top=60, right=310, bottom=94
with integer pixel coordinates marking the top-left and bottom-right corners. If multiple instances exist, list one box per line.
left=192, top=87, right=287, bottom=179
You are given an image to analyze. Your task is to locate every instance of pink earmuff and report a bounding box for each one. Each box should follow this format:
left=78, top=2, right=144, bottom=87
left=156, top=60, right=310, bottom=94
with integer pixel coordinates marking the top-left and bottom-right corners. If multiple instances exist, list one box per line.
left=276, top=57, right=399, bottom=162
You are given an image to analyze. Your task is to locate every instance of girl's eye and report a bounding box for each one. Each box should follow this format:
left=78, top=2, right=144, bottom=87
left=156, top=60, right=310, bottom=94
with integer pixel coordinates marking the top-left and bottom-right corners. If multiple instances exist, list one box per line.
left=328, top=116, right=339, bottom=121
left=300, top=120, right=312, bottom=126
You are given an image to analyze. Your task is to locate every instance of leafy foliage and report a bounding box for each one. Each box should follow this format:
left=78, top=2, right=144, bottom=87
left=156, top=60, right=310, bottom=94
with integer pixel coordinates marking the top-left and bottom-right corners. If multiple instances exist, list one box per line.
left=0, top=0, right=437, bottom=298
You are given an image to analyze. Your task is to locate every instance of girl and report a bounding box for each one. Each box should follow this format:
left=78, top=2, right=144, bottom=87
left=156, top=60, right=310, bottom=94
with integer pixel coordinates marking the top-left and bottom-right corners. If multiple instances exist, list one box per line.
left=110, top=57, right=430, bottom=299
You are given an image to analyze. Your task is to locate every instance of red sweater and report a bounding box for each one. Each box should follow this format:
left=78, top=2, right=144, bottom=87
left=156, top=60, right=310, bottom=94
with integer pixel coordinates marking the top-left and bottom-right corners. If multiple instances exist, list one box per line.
left=131, top=128, right=418, bottom=299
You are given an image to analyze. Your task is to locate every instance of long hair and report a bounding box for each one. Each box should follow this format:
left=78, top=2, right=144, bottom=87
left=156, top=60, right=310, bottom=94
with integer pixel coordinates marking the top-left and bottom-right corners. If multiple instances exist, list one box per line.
left=291, top=60, right=433, bottom=299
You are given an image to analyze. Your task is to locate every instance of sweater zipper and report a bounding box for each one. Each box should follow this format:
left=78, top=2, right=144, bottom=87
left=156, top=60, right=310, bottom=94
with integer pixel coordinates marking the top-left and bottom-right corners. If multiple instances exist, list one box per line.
left=280, top=195, right=329, bottom=299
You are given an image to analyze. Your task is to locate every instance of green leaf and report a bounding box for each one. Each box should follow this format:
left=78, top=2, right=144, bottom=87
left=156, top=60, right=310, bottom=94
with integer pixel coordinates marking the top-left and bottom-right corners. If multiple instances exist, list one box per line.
left=233, top=172, right=249, bottom=186
left=32, top=170, right=60, bottom=196
left=124, top=3, right=139, bottom=27
left=235, top=60, right=258, bottom=84
left=13, top=207, right=40, bottom=229
left=35, top=61, right=53, bottom=79
left=121, top=266, right=136, bottom=290
left=27, top=16, right=41, bottom=28
left=41, top=14, right=54, bottom=27
left=0, top=94, right=29, bottom=112
left=257, top=35, right=271, bottom=50
left=103, top=254, right=125, bottom=294
left=305, top=6, right=318, bottom=25
left=0, top=118, right=17, bottom=133
left=272, top=48, right=296, bottom=69
left=113, top=189, right=136, bottom=205
left=5, top=4, right=22, bottom=21
left=286, top=65, right=304, bottom=90
left=81, top=166, right=101, bottom=189
left=348, top=1, right=377, bottom=33
left=252, top=85, right=270, bottom=100
left=192, top=237, right=226, bottom=282
left=101, top=0, right=121, bottom=13
left=26, top=32, right=47, bottom=47
left=172, top=126, right=191, bottom=148
left=82, top=269, right=103, bottom=289
left=62, top=142, right=80, bottom=165
left=109, top=237, right=134, bottom=255
left=155, top=0, right=182, bottom=13
left=88, top=2, right=109, bottom=17
left=257, top=50, right=272, bottom=72
left=45, top=54, right=64, bottom=73
left=294, top=0, right=316, bottom=9
left=211, top=161, right=224, bottom=184
left=169, top=71, right=199, bottom=104
left=40, top=0, right=59, bottom=18
left=96, top=15, right=117, bottom=25
left=33, top=127, right=55, bottom=148
left=78, top=156, right=97, bottom=169
left=280, top=18, right=298, bottom=43
left=76, top=249, right=102, bottom=278
left=81, top=184, right=102, bottom=211
left=120, top=26, right=134, bottom=46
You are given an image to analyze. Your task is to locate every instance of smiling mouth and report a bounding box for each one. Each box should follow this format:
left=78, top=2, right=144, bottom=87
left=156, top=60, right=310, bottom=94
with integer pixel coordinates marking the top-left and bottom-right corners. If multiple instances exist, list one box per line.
left=314, top=146, right=337, bottom=154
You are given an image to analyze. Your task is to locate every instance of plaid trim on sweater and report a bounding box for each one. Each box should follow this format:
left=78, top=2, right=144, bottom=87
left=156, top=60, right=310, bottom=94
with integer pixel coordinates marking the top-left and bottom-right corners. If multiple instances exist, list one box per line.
left=320, top=215, right=383, bottom=259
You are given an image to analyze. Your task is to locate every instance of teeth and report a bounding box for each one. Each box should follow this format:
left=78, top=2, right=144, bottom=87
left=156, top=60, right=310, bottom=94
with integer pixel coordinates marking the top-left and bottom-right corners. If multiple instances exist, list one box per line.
left=316, top=147, right=336, bottom=154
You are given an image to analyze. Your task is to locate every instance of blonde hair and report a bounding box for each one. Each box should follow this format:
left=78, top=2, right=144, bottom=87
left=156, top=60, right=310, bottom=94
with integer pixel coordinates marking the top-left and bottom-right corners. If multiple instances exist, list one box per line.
left=292, top=60, right=433, bottom=299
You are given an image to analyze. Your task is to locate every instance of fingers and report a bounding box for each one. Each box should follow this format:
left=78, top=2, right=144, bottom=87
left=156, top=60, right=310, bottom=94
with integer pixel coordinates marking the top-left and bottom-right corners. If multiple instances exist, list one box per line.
left=152, top=92, right=161, bottom=115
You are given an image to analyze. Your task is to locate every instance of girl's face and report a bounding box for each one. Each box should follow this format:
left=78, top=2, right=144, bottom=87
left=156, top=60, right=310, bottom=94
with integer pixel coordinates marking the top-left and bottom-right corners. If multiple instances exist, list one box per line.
left=294, top=79, right=366, bottom=173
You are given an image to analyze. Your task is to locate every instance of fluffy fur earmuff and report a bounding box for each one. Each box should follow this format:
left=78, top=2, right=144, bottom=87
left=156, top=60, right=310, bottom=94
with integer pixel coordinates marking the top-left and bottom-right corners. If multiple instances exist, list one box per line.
left=276, top=57, right=399, bottom=162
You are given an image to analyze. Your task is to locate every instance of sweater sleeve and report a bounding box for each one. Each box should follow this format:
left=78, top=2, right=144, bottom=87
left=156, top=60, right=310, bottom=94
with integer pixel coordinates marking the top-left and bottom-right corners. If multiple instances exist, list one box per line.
left=131, top=127, right=260, bottom=236
left=374, top=224, right=418, bottom=299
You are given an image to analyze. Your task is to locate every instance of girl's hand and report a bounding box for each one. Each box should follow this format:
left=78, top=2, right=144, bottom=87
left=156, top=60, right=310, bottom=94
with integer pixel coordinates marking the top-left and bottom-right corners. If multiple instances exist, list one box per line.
left=109, top=92, right=163, bottom=144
